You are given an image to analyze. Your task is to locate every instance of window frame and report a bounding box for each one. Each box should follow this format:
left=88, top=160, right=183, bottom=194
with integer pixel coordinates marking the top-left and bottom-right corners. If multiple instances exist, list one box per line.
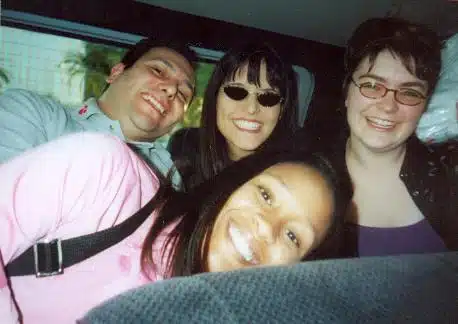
left=2, top=9, right=315, bottom=126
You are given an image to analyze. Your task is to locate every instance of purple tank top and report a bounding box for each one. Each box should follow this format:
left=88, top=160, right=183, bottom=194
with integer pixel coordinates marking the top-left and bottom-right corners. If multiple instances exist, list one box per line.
left=346, top=219, right=448, bottom=257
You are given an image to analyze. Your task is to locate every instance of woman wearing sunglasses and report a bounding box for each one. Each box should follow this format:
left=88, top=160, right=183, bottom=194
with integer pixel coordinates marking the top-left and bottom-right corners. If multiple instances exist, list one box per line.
left=0, top=132, right=351, bottom=323
left=169, top=42, right=298, bottom=190
left=316, top=17, right=458, bottom=257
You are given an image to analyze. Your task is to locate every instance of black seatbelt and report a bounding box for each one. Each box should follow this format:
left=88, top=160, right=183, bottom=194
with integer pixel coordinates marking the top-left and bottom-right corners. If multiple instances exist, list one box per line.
left=6, top=197, right=156, bottom=277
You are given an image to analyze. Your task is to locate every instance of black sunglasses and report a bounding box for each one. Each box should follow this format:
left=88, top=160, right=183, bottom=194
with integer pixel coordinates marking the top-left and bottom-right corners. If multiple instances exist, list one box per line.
left=223, top=85, right=283, bottom=107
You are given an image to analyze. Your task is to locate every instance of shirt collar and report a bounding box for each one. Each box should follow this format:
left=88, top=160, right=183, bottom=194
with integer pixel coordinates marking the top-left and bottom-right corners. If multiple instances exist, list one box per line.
left=82, top=98, right=156, bottom=149
left=76, top=98, right=156, bottom=149
left=75, top=98, right=104, bottom=119
left=127, top=139, right=156, bottom=149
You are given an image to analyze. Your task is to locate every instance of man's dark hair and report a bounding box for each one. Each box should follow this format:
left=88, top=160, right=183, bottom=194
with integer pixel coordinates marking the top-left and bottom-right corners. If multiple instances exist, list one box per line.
left=100, top=36, right=198, bottom=95
left=121, top=36, right=198, bottom=70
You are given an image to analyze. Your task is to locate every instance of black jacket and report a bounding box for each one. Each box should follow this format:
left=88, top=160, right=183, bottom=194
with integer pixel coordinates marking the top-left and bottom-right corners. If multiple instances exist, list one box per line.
left=322, top=134, right=458, bottom=253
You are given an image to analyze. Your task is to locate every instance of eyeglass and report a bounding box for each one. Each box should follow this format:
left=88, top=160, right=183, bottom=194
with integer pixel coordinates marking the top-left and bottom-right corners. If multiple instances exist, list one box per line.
left=223, top=85, right=283, bottom=107
left=350, top=78, right=426, bottom=106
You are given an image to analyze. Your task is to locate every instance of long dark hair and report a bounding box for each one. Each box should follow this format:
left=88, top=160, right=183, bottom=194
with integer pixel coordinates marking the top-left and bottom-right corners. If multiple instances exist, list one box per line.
left=141, top=147, right=352, bottom=278
left=198, top=42, right=299, bottom=184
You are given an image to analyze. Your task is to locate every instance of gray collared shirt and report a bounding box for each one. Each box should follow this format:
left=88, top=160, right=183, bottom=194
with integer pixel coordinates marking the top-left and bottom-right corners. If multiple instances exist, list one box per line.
left=0, top=89, right=181, bottom=187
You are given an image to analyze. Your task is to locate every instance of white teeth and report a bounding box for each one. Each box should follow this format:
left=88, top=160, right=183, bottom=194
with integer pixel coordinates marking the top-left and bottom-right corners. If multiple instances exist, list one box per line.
left=142, top=94, right=165, bottom=114
left=229, top=224, right=254, bottom=263
left=233, top=120, right=261, bottom=131
left=367, top=117, right=395, bottom=128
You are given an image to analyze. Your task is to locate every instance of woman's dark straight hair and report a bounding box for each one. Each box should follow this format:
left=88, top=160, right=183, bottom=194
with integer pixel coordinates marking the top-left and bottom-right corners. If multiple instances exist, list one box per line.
left=197, top=42, right=299, bottom=186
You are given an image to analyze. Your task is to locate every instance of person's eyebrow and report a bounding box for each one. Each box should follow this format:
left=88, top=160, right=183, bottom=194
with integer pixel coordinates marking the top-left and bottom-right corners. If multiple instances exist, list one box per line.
left=357, top=73, right=386, bottom=82
left=155, top=59, right=195, bottom=92
left=156, top=58, right=176, bottom=72
left=400, top=81, right=427, bottom=91
left=181, top=80, right=195, bottom=94
left=264, top=172, right=290, bottom=192
left=358, top=73, right=427, bottom=91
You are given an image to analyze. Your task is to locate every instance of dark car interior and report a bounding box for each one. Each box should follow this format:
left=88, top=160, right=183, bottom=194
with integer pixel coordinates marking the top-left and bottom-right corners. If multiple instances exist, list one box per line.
left=1, top=1, right=457, bottom=322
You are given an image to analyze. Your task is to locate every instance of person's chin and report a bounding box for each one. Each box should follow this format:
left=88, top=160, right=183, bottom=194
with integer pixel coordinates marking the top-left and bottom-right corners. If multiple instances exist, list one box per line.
left=128, top=123, right=165, bottom=141
left=363, top=138, right=402, bottom=152
left=138, top=107, right=163, bottom=126
left=231, top=145, right=258, bottom=159
left=235, top=137, right=266, bottom=151
left=207, top=254, right=232, bottom=273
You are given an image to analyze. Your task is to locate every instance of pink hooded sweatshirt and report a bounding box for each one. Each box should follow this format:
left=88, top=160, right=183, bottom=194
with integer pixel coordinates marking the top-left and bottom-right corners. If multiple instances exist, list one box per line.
left=0, top=132, right=170, bottom=323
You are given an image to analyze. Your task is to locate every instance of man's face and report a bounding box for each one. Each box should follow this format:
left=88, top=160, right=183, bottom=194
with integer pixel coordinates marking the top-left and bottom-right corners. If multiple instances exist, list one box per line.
left=106, top=47, right=195, bottom=142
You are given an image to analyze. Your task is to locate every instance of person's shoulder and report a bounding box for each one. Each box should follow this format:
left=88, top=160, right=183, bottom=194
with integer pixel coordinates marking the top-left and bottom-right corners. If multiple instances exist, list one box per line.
left=170, top=127, right=200, bottom=143
left=2, top=88, right=37, bottom=98
left=38, top=132, right=158, bottom=182
left=168, top=127, right=200, bottom=159
left=2, top=88, right=57, bottom=102
left=408, top=136, right=450, bottom=162
left=407, top=136, right=458, bottom=180
left=0, top=88, right=67, bottom=113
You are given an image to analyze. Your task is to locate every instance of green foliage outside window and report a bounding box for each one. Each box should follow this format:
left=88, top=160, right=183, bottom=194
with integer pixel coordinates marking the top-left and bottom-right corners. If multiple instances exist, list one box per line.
left=184, top=62, right=214, bottom=128
left=0, top=68, right=10, bottom=93
left=60, top=43, right=125, bottom=100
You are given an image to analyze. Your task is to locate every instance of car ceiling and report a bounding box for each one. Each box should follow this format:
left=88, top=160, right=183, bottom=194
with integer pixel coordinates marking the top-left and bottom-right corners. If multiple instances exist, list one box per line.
left=136, top=0, right=458, bottom=47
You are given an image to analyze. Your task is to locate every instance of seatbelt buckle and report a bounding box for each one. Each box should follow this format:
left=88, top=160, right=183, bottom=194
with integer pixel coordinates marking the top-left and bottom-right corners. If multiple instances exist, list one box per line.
left=33, top=239, right=63, bottom=277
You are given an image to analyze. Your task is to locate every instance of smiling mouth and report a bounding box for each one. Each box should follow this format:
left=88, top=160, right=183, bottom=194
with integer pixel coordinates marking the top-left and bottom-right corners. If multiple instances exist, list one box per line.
left=233, top=119, right=262, bottom=132
left=141, top=93, right=166, bottom=115
left=366, top=117, right=396, bottom=129
left=228, top=223, right=259, bottom=265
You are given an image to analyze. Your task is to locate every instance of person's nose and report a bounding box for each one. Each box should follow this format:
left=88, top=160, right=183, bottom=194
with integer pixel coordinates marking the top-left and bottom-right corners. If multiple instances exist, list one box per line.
left=160, top=80, right=179, bottom=99
left=378, top=89, right=399, bottom=113
left=246, top=93, right=260, bottom=115
left=254, top=212, right=278, bottom=244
